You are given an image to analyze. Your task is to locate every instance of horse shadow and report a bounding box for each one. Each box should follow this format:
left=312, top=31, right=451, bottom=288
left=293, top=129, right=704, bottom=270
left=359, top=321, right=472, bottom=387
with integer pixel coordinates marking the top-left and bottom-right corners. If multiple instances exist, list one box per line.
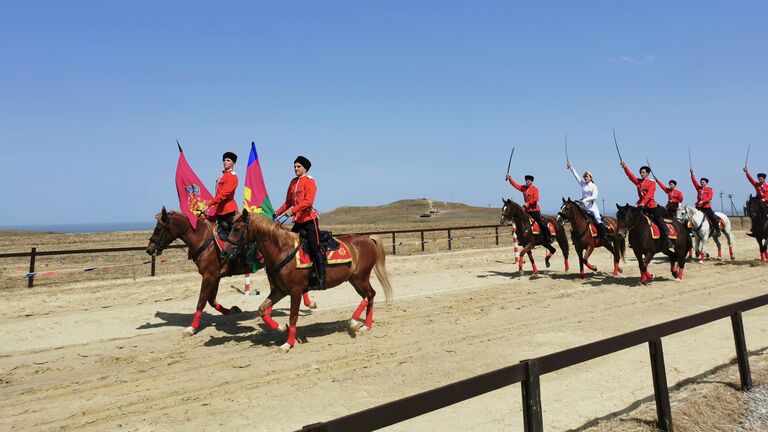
left=547, top=272, right=639, bottom=287
left=477, top=270, right=520, bottom=279
left=712, top=259, right=765, bottom=268
left=136, top=306, right=314, bottom=335
left=204, top=318, right=351, bottom=349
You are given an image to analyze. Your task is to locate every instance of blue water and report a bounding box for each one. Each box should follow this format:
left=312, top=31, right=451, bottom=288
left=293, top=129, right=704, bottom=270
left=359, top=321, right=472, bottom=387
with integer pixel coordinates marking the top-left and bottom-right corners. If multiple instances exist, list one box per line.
left=0, top=222, right=155, bottom=233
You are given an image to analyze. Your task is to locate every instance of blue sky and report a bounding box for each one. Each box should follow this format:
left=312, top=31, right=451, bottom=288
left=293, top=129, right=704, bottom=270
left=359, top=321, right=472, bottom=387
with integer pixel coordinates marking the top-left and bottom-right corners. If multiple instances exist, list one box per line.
left=1, top=1, right=766, bottom=225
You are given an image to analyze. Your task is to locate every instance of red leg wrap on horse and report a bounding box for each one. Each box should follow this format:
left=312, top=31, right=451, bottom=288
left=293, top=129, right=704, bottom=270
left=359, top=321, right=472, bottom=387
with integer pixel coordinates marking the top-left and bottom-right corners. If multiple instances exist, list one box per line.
left=262, top=306, right=280, bottom=331
left=518, top=258, right=524, bottom=270
left=565, top=259, right=569, bottom=271
left=717, top=249, right=722, bottom=258
left=678, top=268, right=684, bottom=280
left=286, top=324, right=297, bottom=347
left=303, top=292, right=312, bottom=307
left=700, top=252, right=706, bottom=261
left=352, top=299, right=368, bottom=321
left=191, top=310, right=203, bottom=329
left=670, top=263, right=677, bottom=273
left=586, top=262, right=596, bottom=271
left=613, top=262, right=619, bottom=274
left=364, top=303, right=374, bottom=328
left=214, top=303, right=229, bottom=315
left=729, top=246, right=734, bottom=258
left=579, top=271, right=585, bottom=279
left=546, top=252, right=553, bottom=259
left=531, top=263, right=538, bottom=273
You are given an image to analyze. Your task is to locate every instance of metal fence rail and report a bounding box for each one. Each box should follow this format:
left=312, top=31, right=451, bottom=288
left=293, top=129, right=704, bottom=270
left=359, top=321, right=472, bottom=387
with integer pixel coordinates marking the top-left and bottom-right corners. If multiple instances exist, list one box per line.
left=298, top=293, right=768, bottom=432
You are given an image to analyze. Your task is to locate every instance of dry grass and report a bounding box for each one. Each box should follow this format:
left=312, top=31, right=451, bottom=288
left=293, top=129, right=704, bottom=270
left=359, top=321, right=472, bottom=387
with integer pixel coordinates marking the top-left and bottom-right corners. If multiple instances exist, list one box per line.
left=581, top=351, right=768, bottom=432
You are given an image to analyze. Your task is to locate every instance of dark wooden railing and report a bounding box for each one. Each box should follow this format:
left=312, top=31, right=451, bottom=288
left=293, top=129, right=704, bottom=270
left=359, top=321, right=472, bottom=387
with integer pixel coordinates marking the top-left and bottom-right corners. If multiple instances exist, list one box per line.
left=297, top=293, right=768, bottom=432
left=0, top=224, right=515, bottom=287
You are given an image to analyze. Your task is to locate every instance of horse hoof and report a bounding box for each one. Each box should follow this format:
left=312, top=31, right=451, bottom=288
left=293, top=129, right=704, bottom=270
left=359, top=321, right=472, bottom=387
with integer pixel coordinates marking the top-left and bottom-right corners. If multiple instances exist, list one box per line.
left=358, top=325, right=370, bottom=333
left=276, top=324, right=288, bottom=333
left=277, top=343, right=292, bottom=352
left=230, top=306, right=242, bottom=314
left=697, top=260, right=705, bottom=265
left=545, top=261, right=551, bottom=268
left=184, top=326, right=197, bottom=336
left=349, top=319, right=363, bottom=332
left=308, top=301, right=318, bottom=309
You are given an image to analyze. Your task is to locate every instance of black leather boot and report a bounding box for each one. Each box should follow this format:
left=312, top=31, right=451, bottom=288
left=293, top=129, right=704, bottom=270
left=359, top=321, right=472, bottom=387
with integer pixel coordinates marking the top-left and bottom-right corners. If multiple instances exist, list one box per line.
left=596, top=222, right=608, bottom=245
left=313, top=250, right=327, bottom=290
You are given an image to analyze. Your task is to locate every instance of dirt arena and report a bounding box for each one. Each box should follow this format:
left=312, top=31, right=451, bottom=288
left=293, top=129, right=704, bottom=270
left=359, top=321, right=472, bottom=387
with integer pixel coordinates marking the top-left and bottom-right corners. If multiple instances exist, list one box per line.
left=1, top=227, right=767, bottom=431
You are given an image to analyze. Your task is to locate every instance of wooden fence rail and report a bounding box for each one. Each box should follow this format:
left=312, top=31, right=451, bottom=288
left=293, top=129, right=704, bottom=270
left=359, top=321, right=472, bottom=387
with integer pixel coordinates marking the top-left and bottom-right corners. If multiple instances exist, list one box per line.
left=0, top=224, right=516, bottom=287
left=297, top=293, right=768, bottom=432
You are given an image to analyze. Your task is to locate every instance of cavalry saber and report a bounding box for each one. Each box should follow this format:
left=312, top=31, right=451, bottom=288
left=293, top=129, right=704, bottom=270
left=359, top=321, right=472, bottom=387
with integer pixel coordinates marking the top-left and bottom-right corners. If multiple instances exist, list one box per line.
left=505, top=147, right=515, bottom=179
left=565, top=133, right=570, bottom=163
left=646, top=156, right=658, bottom=180
left=688, top=146, right=693, bottom=170
left=745, top=143, right=751, bottom=167
left=612, top=129, right=624, bottom=162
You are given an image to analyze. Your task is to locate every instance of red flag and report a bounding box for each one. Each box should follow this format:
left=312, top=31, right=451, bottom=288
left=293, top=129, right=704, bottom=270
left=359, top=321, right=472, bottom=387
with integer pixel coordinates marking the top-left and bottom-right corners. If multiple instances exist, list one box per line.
left=175, top=143, right=213, bottom=229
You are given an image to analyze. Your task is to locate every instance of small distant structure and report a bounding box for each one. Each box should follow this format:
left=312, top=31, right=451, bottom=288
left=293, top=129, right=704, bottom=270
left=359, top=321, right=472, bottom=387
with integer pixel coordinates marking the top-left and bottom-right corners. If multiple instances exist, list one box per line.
left=421, top=205, right=439, bottom=218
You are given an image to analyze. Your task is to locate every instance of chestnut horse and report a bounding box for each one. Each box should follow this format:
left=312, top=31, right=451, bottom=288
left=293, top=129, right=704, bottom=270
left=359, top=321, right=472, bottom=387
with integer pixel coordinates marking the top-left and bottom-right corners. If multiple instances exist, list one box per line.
left=746, top=195, right=768, bottom=262
left=556, top=198, right=625, bottom=278
left=145, top=207, right=316, bottom=335
left=500, top=198, right=570, bottom=275
left=222, top=208, right=393, bottom=351
left=615, top=204, right=691, bottom=284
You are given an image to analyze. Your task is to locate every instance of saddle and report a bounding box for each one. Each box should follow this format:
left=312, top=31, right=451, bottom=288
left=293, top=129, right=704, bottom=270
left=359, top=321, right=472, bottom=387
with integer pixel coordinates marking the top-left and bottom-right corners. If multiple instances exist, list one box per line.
left=297, top=230, right=341, bottom=255
left=644, top=215, right=679, bottom=239
left=528, top=217, right=556, bottom=236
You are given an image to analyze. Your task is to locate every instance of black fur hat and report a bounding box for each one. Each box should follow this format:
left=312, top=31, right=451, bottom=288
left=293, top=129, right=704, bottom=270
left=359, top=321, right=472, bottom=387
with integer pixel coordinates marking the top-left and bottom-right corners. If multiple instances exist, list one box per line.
left=669, top=180, right=677, bottom=186
left=222, top=152, right=237, bottom=163
left=294, top=155, right=311, bottom=171
left=524, top=175, right=534, bottom=182
left=701, top=177, right=709, bottom=183
left=758, top=173, right=767, bottom=179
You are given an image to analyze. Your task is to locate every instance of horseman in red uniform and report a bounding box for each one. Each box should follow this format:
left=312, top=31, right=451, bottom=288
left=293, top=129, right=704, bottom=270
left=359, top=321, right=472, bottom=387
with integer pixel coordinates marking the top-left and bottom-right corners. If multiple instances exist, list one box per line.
left=620, top=161, right=674, bottom=249
left=655, top=178, right=684, bottom=215
left=275, top=156, right=326, bottom=290
left=690, top=169, right=721, bottom=237
left=506, top=173, right=552, bottom=243
left=206, top=151, right=239, bottom=236
left=744, top=167, right=768, bottom=237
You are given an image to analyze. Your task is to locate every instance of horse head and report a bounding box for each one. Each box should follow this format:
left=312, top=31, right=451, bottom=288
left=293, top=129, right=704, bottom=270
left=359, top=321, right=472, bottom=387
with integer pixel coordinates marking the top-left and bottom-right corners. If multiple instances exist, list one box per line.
left=746, top=195, right=767, bottom=219
left=556, top=198, right=576, bottom=224
left=614, top=203, right=638, bottom=239
left=221, top=209, right=251, bottom=261
left=147, top=206, right=189, bottom=256
left=500, top=198, right=522, bottom=226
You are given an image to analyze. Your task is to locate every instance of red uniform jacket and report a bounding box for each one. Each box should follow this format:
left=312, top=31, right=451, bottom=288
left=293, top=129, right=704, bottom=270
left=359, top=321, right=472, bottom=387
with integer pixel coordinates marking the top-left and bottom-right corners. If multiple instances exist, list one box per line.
left=690, top=173, right=713, bottom=208
left=746, top=171, right=768, bottom=203
left=275, top=175, right=319, bottom=224
left=655, top=179, right=684, bottom=205
left=508, top=178, right=540, bottom=212
left=208, top=170, right=238, bottom=215
left=623, top=166, right=657, bottom=208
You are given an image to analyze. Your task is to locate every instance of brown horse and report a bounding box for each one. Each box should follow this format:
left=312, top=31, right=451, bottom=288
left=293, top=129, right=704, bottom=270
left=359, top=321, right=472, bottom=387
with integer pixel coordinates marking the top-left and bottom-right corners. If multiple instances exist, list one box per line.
left=221, top=208, right=393, bottom=351
left=746, top=195, right=768, bottom=262
left=145, top=207, right=316, bottom=335
left=615, top=204, right=691, bottom=284
left=500, top=198, right=570, bottom=275
left=557, top=198, right=625, bottom=278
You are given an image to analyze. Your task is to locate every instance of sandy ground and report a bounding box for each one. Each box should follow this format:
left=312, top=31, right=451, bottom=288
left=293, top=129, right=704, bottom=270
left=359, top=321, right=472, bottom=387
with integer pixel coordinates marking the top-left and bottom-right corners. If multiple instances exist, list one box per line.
left=1, top=230, right=767, bottom=431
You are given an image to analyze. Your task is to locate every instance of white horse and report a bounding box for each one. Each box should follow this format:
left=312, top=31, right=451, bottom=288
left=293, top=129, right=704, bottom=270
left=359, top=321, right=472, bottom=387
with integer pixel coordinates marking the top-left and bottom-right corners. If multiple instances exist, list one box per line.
left=676, top=204, right=735, bottom=263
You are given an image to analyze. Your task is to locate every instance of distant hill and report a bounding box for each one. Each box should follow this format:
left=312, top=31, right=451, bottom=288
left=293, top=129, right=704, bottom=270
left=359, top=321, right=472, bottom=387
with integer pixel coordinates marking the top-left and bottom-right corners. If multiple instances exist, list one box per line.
left=320, top=198, right=501, bottom=226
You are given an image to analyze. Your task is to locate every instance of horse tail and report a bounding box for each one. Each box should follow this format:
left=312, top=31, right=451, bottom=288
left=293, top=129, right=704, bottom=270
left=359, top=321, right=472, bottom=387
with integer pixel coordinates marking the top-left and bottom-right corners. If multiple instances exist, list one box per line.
left=370, top=236, right=393, bottom=304
left=617, top=234, right=626, bottom=263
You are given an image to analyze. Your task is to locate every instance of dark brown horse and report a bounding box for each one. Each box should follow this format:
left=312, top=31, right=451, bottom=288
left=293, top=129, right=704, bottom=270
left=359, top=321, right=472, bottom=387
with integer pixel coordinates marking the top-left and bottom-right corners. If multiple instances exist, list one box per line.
left=222, top=208, right=393, bottom=351
left=746, top=195, right=768, bottom=262
left=556, top=198, right=625, bottom=278
left=145, top=208, right=316, bottom=335
left=500, top=198, right=570, bottom=275
left=615, top=204, right=691, bottom=284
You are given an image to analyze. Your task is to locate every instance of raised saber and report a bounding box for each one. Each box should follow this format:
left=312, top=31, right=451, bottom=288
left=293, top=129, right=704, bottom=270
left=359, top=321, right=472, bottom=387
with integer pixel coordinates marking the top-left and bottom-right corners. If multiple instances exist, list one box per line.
left=505, top=147, right=515, bottom=179
left=687, top=146, right=693, bottom=170
left=745, top=143, right=751, bottom=167
left=646, top=156, right=658, bottom=181
left=612, top=129, right=623, bottom=162
left=565, top=133, right=570, bottom=163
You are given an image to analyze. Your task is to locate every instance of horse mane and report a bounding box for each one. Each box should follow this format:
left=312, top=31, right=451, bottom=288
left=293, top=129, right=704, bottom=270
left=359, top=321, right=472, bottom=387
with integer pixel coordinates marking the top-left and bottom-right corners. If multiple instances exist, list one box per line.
left=249, top=213, right=296, bottom=249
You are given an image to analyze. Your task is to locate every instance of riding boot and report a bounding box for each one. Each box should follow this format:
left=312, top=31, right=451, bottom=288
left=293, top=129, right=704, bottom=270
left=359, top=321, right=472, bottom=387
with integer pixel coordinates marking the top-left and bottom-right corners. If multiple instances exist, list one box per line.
left=312, top=249, right=327, bottom=290
left=711, top=217, right=721, bottom=237
left=596, top=222, right=608, bottom=245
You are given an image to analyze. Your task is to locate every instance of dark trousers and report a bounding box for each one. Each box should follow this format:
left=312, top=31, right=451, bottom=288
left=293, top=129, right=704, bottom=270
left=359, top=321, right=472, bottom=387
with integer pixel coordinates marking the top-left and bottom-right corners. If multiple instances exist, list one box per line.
left=643, top=206, right=670, bottom=238
left=292, top=219, right=321, bottom=255
left=697, top=207, right=720, bottom=231
left=528, top=210, right=552, bottom=240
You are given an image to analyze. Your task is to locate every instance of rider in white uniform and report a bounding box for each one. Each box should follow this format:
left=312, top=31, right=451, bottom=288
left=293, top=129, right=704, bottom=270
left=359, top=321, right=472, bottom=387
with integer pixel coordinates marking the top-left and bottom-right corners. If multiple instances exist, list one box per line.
left=567, top=161, right=608, bottom=244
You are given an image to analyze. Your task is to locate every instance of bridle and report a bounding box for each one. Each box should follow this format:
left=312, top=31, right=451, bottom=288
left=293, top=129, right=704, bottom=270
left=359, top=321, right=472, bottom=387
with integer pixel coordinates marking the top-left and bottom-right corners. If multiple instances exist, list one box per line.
left=149, top=212, right=190, bottom=254
left=617, top=206, right=642, bottom=238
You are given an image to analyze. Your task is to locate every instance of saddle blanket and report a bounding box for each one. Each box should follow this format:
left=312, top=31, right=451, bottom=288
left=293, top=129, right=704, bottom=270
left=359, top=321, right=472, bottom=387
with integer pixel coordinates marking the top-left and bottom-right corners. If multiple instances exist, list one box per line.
left=296, top=239, right=352, bottom=269
left=531, top=220, right=557, bottom=236
left=588, top=223, right=616, bottom=238
left=645, top=216, right=679, bottom=239
left=686, top=219, right=725, bottom=230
